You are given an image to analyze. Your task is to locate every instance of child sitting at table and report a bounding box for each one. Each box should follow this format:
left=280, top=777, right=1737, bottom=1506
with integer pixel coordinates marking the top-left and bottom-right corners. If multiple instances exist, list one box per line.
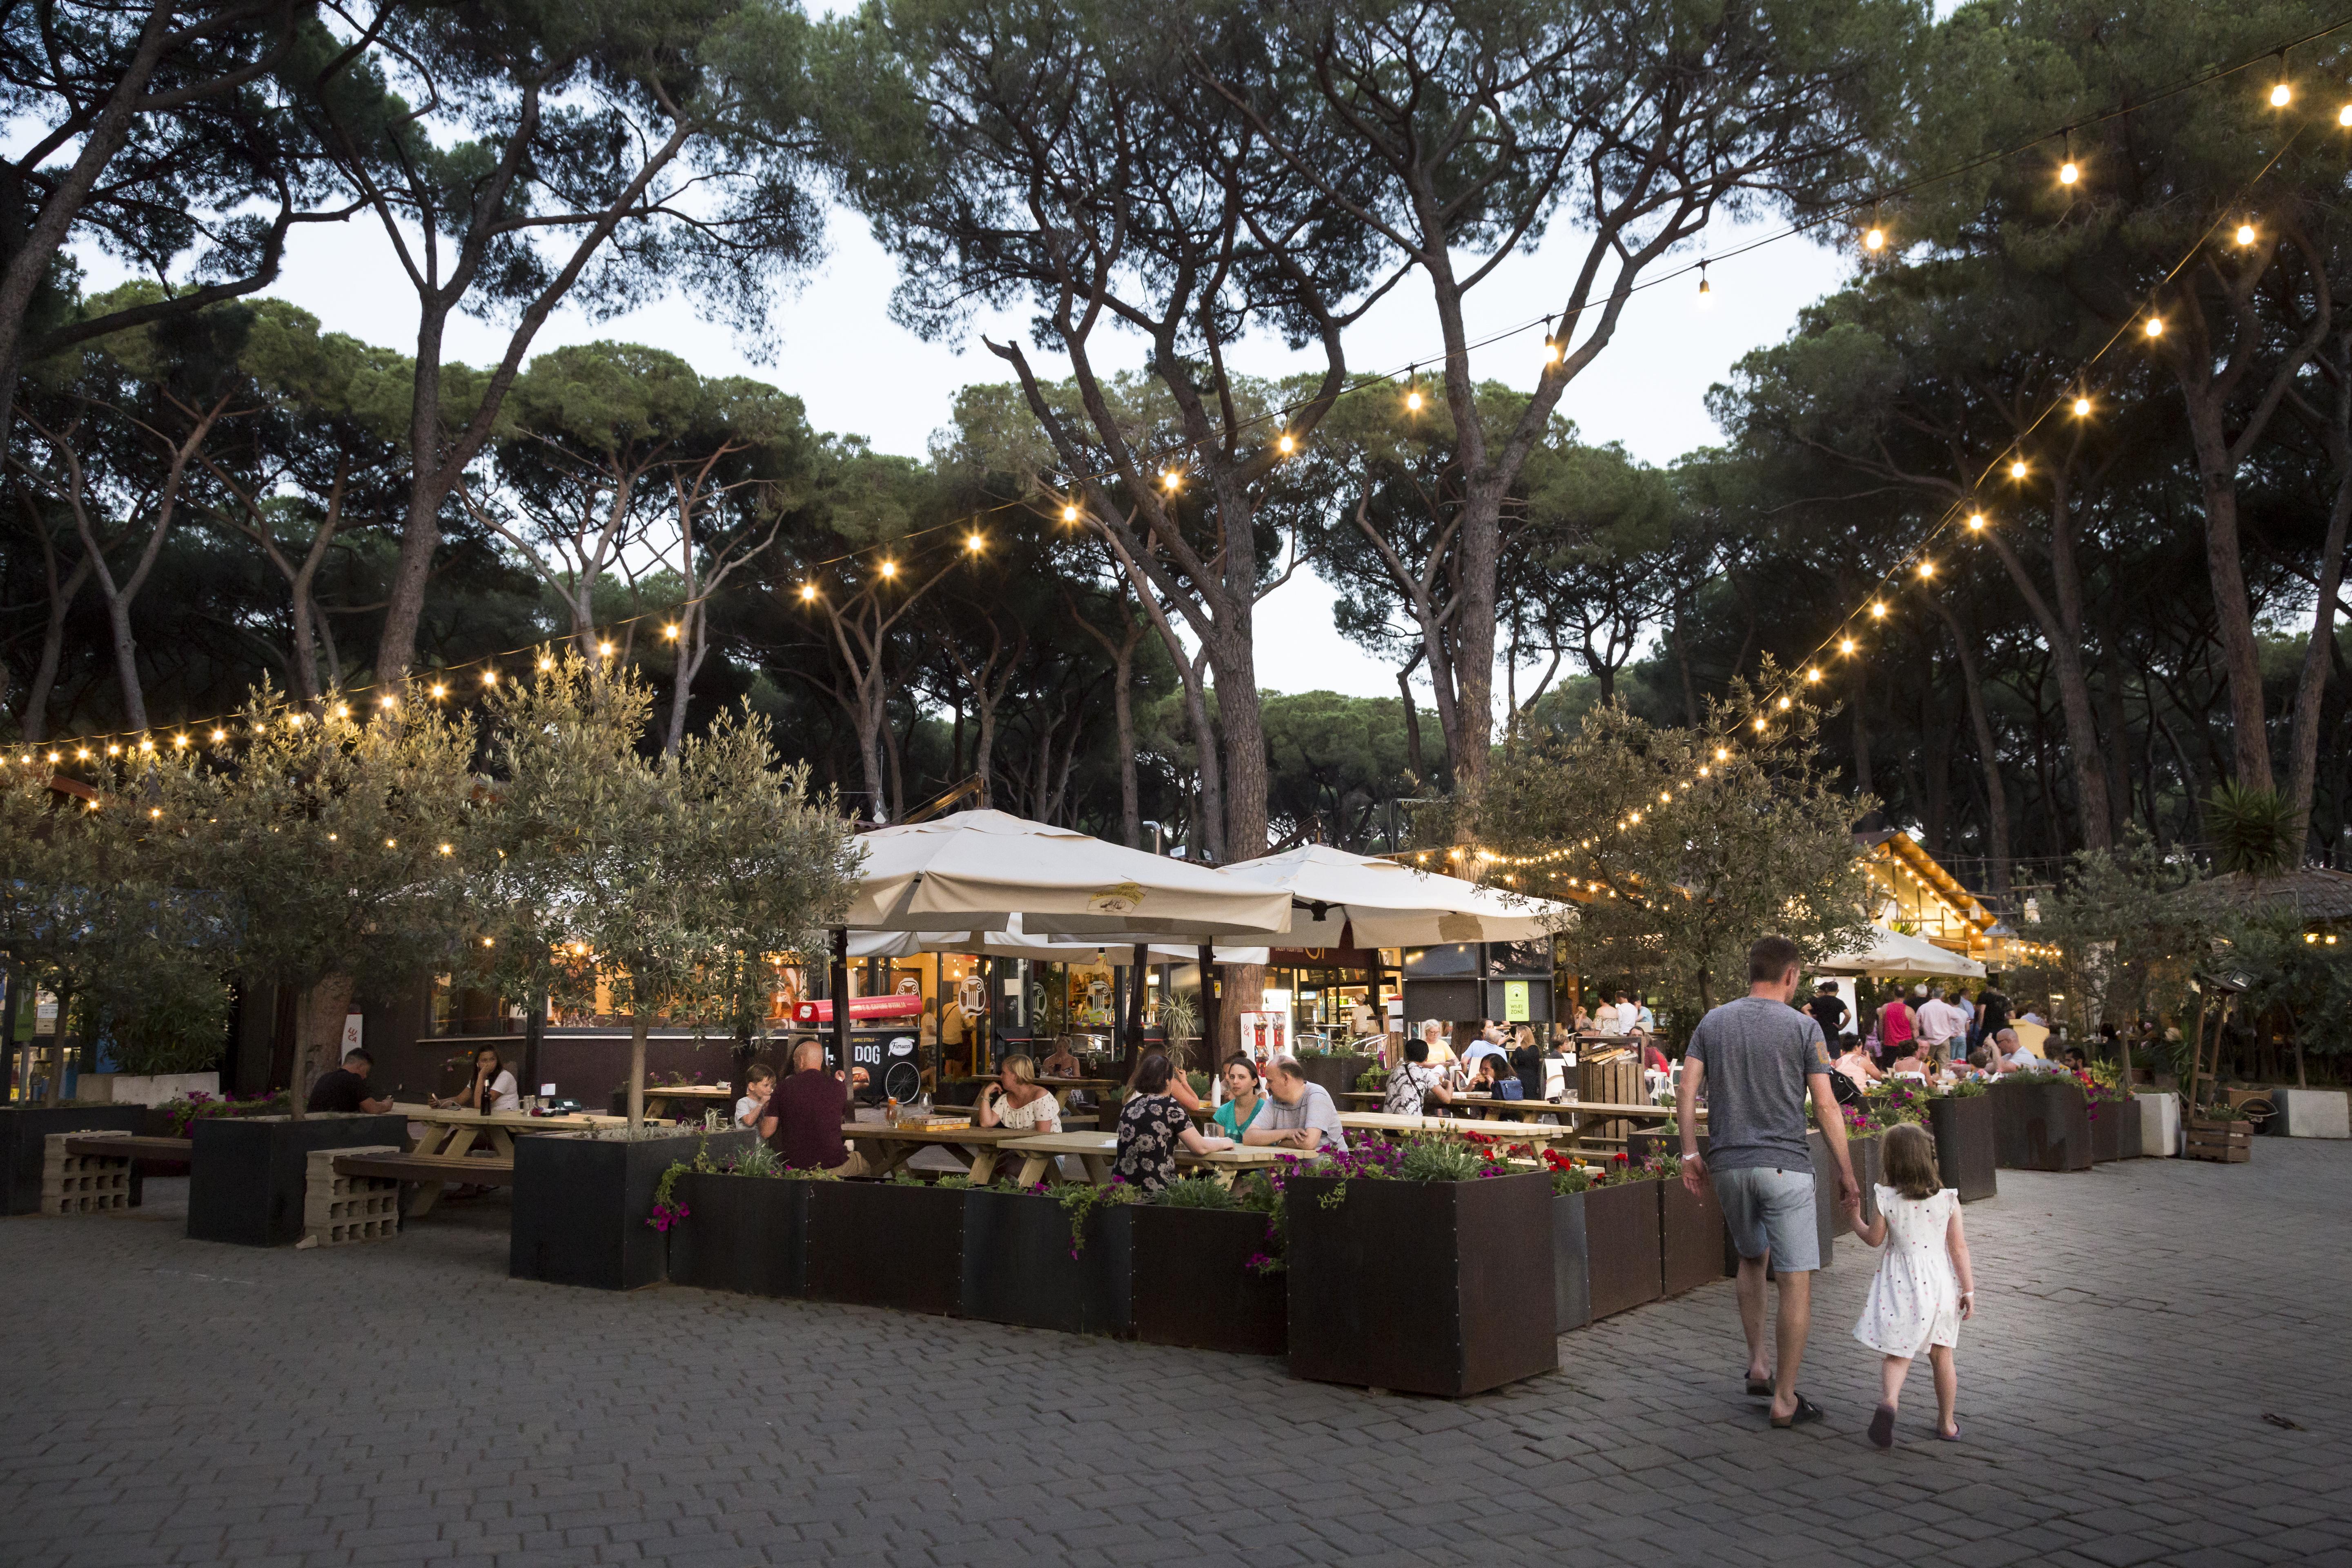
left=735, top=1064, right=776, bottom=1129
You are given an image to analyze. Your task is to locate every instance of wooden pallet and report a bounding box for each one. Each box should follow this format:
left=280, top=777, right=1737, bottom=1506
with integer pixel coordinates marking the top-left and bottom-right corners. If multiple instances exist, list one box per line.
left=2184, top=1119, right=2252, bottom=1164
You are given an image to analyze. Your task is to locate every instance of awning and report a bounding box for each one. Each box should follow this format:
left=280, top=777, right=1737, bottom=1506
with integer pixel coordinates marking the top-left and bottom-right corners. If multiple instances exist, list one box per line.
left=1219, top=843, right=1575, bottom=947
left=1813, top=924, right=1987, bottom=978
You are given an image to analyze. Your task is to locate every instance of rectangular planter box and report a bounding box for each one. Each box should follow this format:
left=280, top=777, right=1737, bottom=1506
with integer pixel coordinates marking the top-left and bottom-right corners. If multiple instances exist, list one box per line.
left=2, top=1105, right=149, bottom=1215
left=665, top=1172, right=810, bottom=1298
left=1991, top=1078, right=2091, bottom=1172
left=805, top=1181, right=965, bottom=1316
left=2271, top=1088, right=2350, bottom=1139
left=1552, top=1191, right=1592, bottom=1333
left=2185, top=1118, right=2252, bottom=1164
left=1838, top=1135, right=1885, bottom=1232
left=2089, top=1097, right=2123, bottom=1163
left=2135, top=1092, right=2179, bottom=1158
left=1294, top=1054, right=1371, bottom=1102
left=1131, top=1204, right=1287, bottom=1356
left=1802, top=1128, right=1838, bottom=1270
left=188, top=1114, right=412, bottom=1247
left=1285, top=1171, right=1555, bottom=1397
left=1926, top=1095, right=1998, bottom=1200
left=1659, top=1175, right=1732, bottom=1296
left=509, top=1129, right=753, bottom=1290
left=960, top=1189, right=1132, bottom=1337
left=1584, top=1176, right=1664, bottom=1319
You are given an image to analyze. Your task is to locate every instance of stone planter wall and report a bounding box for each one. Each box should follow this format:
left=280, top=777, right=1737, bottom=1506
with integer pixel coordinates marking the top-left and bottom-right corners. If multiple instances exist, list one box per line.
left=1284, top=1171, right=1555, bottom=1397
left=1552, top=1191, right=1591, bottom=1333
left=1659, top=1175, right=1732, bottom=1296
left=2271, top=1088, right=2350, bottom=1139
left=2134, top=1092, right=2180, bottom=1158
left=80, top=1072, right=216, bottom=1106
left=1293, top=1054, right=1371, bottom=1103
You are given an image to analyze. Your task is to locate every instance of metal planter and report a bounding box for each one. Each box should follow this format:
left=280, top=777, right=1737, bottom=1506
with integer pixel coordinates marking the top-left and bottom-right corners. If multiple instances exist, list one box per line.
left=1130, top=1205, right=1287, bottom=1356
left=1659, top=1175, right=1732, bottom=1296
left=2089, top=1096, right=2123, bottom=1163
left=1925, top=1094, right=1998, bottom=1201
left=1552, top=1191, right=1591, bottom=1332
left=1284, top=1171, right=1556, bottom=1397
left=187, top=1114, right=412, bottom=1247
left=509, top=1129, right=753, bottom=1290
left=665, top=1172, right=810, bottom=1298
left=959, top=1189, right=1132, bottom=1337
left=1991, top=1078, right=2092, bottom=1172
left=1583, top=1177, right=1664, bottom=1319
left=1294, top=1054, right=1372, bottom=1102
left=804, top=1180, right=965, bottom=1316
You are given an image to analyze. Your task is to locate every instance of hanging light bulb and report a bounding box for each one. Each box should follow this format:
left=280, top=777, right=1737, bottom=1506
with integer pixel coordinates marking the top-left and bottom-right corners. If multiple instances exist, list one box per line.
left=878, top=561, right=898, bottom=579
left=1967, top=512, right=1986, bottom=530
left=662, top=624, right=680, bottom=639
left=965, top=534, right=984, bottom=553
left=1277, top=432, right=1296, bottom=454
left=76, top=747, right=89, bottom=760
left=1777, top=695, right=1793, bottom=710
left=2145, top=316, right=2165, bottom=338
left=537, top=656, right=555, bottom=672
left=430, top=682, right=447, bottom=698
left=482, top=669, right=498, bottom=686
left=2072, top=395, right=2091, bottom=417
left=1715, top=747, right=1729, bottom=761
left=1061, top=503, right=1079, bottom=523
left=1696, top=260, right=1713, bottom=307
left=1543, top=336, right=1561, bottom=364
left=1160, top=470, right=1180, bottom=491
left=799, top=583, right=818, bottom=601
left=1840, top=637, right=1857, bottom=654
left=2339, top=103, right=2352, bottom=126
left=1752, top=716, right=1768, bottom=731
left=1869, top=601, right=1887, bottom=619
left=1864, top=224, right=1885, bottom=253
left=2058, top=128, right=2078, bottom=186
left=2271, top=53, right=2292, bottom=106
left=2008, top=459, right=2027, bottom=480
left=1918, top=560, right=1936, bottom=578
left=2236, top=221, right=2257, bottom=246
left=1403, top=367, right=1423, bottom=413
left=1805, top=668, right=1821, bottom=683
left=210, top=728, right=225, bottom=743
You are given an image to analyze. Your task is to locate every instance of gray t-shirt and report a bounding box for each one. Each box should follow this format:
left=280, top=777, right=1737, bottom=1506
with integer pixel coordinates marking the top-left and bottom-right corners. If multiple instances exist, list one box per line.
left=1260, top=1081, right=1349, bottom=1151
left=1686, top=995, right=1833, bottom=1173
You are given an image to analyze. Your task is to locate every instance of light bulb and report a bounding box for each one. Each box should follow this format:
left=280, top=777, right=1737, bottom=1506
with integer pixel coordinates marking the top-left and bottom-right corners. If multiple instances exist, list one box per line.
left=1753, top=716, right=1767, bottom=731
left=107, top=743, right=121, bottom=755
left=1060, top=504, right=1078, bottom=523
left=1777, top=695, right=1792, bottom=710
left=1715, top=747, right=1729, bottom=761
left=662, top=624, right=679, bottom=639
left=1161, top=471, right=1180, bottom=491
left=439, top=843, right=453, bottom=855
left=379, top=694, right=397, bottom=708
left=1805, top=668, right=1821, bottom=683
left=2339, top=104, right=2352, bottom=126
left=1869, top=601, right=1886, bottom=619
left=1404, top=388, right=1423, bottom=412
left=2008, top=460, right=2027, bottom=479
left=800, top=584, right=817, bottom=601
left=878, top=561, right=898, bottom=579
left=2145, top=317, right=2164, bottom=337
left=2059, top=160, right=2079, bottom=185
left=2236, top=223, right=2256, bottom=246
left=1864, top=227, right=1885, bottom=252
left=1967, top=513, right=1985, bottom=530
left=597, top=641, right=615, bottom=657
left=76, top=748, right=89, bottom=760
left=483, top=670, right=498, bottom=686
left=2272, top=80, right=2292, bottom=107
left=172, top=734, right=187, bottom=748
left=1840, top=638, right=1857, bottom=654
left=1697, top=270, right=1714, bottom=306
left=430, top=682, right=447, bottom=698
left=1544, top=338, right=1561, bottom=363
left=965, top=535, right=984, bottom=553
left=1277, top=433, right=1295, bottom=454
left=211, top=729, right=225, bottom=742
left=2072, top=396, right=2091, bottom=416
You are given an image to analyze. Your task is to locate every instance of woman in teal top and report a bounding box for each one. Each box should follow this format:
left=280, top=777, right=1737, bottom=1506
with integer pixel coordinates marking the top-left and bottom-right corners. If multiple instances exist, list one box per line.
left=1212, top=1056, right=1264, bottom=1142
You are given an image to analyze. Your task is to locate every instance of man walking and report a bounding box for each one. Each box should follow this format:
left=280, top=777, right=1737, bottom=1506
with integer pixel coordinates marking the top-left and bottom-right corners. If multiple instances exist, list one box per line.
left=1677, top=935, right=1860, bottom=1429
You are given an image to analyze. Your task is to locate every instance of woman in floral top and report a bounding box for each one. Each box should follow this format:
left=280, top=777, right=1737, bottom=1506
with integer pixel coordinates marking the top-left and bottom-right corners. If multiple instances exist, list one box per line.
left=1113, top=1053, right=1232, bottom=1194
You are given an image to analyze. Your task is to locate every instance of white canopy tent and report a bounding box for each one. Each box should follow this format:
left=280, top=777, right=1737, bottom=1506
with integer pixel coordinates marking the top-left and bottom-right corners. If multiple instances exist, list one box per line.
left=846, top=915, right=1268, bottom=967
left=842, top=810, right=1292, bottom=940
left=1218, top=843, right=1577, bottom=947
left=1814, top=924, right=1987, bottom=979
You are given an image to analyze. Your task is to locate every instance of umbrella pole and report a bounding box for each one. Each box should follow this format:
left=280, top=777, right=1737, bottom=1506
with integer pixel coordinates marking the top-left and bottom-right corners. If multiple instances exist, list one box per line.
left=832, top=927, right=853, bottom=1120
left=1198, top=944, right=1219, bottom=1068
left=1126, top=944, right=1148, bottom=1077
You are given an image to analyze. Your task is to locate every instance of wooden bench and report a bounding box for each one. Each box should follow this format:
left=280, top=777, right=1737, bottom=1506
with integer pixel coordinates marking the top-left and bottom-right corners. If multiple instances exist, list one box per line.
left=331, top=1149, right=518, bottom=1221
left=63, top=1135, right=193, bottom=1161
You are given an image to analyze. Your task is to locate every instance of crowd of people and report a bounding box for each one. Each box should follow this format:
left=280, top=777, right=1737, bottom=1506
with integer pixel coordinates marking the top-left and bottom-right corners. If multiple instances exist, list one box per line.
left=1807, top=979, right=2096, bottom=1094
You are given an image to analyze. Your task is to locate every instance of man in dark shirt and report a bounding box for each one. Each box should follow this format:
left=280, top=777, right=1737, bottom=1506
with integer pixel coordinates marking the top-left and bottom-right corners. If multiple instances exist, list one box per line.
left=759, top=1040, right=864, bottom=1174
left=1805, top=982, right=1848, bottom=1043
left=307, top=1049, right=395, bottom=1114
left=1974, top=986, right=2011, bottom=1043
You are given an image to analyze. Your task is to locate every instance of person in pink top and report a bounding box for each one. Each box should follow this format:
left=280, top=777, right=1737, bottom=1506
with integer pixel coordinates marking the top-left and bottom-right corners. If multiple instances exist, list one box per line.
left=1877, top=992, right=1915, bottom=1062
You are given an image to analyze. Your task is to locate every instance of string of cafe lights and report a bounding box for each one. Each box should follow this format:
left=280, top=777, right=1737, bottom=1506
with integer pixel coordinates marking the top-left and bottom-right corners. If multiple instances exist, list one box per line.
left=8, top=20, right=2350, bottom=779
left=1394, top=62, right=2343, bottom=898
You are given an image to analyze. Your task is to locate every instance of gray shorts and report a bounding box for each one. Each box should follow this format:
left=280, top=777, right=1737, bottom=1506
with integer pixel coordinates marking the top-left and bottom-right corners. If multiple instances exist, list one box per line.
left=1712, top=1165, right=1820, bottom=1273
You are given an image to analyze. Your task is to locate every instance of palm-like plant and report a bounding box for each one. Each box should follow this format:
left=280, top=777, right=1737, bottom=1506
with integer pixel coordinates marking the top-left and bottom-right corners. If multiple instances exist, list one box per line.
left=2206, top=783, right=2299, bottom=877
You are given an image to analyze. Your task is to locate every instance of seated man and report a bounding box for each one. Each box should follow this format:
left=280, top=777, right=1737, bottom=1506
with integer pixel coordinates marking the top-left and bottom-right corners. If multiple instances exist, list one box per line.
left=307, top=1048, right=395, bottom=1114
left=758, top=1039, right=866, bottom=1175
left=1244, top=1059, right=1350, bottom=1153
left=1994, top=1027, right=2048, bottom=1072
left=1383, top=1036, right=1453, bottom=1116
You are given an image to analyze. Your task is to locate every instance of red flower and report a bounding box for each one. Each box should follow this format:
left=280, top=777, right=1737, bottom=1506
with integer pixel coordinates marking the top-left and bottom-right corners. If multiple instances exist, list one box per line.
left=1614, top=1150, right=1629, bottom=1164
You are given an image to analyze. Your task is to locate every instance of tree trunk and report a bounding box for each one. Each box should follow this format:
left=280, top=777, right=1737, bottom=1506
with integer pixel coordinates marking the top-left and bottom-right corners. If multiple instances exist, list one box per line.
left=626, top=1014, right=650, bottom=1130
left=2285, top=442, right=2352, bottom=855
left=1396, top=658, right=1427, bottom=783
left=1112, top=640, right=1139, bottom=848
left=1926, top=598, right=2013, bottom=897
left=21, top=539, right=92, bottom=742
left=1980, top=532, right=2112, bottom=849
left=2183, top=400, right=2276, bottom=792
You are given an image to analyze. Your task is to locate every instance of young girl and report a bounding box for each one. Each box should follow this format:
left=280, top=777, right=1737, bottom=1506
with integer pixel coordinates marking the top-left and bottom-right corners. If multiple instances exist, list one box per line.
left=1844, top=1121, right=1977, bottom=1447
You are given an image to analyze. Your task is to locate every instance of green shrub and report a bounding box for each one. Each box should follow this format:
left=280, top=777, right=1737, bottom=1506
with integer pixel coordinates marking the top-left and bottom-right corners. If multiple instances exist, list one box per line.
left=1154, top=1175, right=1241, bottom=1210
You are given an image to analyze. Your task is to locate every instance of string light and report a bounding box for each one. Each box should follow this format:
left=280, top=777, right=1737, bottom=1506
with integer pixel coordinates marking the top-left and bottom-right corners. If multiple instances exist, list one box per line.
left=662, top=624, right=680, bottom=639
left=2008, top=459, right=2027, bottom=479
left=438, top=843, right=454, bottom=856
left=596, top=641, right=615, bottom=657
left=1696, top=260, right=1713, bottom=307
left=1776, top=695, right=1792, bottom=710
left=2145, top=316, right=2165, bottom=337
left=210, top=729, right=225, bottom=742
left=538, top=656, right=555, bottom=671
left=1160, top=470, right=1180, bottom=491
left=1753, top=716, right=1768, bottom=731
left=1805, top=668, right=1822, bottom=683
left=1060, top=504, right=1079, bottom=523
left=878, top=561, right=898, bottom=579
left=1404, top=368, right=1423, bottom=413
left=172, top=734, right=188, bottom=748
left=1870, top=601, right=1887, bottom=619
left=1864, top=224, right=1885, bottom=253
left=333, top=704, right=350, bottom=718
left=1918, top=560, right=1936, bottom=578
left=2072, top=395, right=2092, bottom=416
left=2058, top=127, right=2079, bottom=186
left=2339, top=103, right=2352, bottom=126
left=2270, top=54, right=2292, bottom=106
left=965, top=534, right=985, bottom=553
left=1715, top=748, right=1729, bottom=761
left=483, top=670, right=499, bottom=686
left=1277, top=432, right=1296, bottom=454
left=430, top=683, right=447, bottom=699
left=2236, top=221, right=2257, bottom=246
left=799, top=584, right=818, bottom=601
left=1966, top=512, right=1985, bottom=530
left=379, top=695, right=397, bottom=709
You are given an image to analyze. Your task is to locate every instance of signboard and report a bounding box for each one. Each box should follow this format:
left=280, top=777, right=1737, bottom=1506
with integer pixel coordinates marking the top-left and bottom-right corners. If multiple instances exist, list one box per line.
left=793, top=994, right=925, bottom=1025
left=1238, top=1011, right=1289, bottom=1060
left=1502, top=981, right=1531, bottom=1023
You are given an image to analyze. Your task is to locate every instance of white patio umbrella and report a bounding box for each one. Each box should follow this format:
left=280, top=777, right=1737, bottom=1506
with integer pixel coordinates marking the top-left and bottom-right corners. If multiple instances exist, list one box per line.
left=1218, top=842, right=1577, bottom=946
left=1813, top=924, right=1987, bottom=979
left=847, top=915, right=1268, bottom=966
left=842, top=810, right=1292, bottom=940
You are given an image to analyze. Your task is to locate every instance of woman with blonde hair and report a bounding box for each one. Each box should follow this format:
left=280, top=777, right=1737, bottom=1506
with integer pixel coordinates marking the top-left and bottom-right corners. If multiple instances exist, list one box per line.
left=974, top=1052, right=1061, bottom=1133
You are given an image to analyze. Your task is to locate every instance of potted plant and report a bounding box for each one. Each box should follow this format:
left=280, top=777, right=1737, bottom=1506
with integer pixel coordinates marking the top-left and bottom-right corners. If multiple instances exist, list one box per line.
left=2184, top=1098, right=2254, bottom=1163
left=512, top=1125, right=755, bottom=1289
left=805, top=1174, right=967, bottom=1315
left=1921, top=1081, right=1998, bottom=1201
left=1130, top=1174, right=1287, bottom=1355
left=960, top=1179, right=1135, bottom=1336
left=1581, top=1151, right=1664, bottom=1320
left=1283, top=1135, right=1555, bottom=1396
left=662, top=1143, right=827, bottom=1298
left=1990, top=1074, right=2093, bottom=1171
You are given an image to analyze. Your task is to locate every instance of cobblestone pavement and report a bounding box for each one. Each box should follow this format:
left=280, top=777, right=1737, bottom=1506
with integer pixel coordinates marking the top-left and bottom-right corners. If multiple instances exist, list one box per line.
left=3, top=1139, right=2349, bottom=1568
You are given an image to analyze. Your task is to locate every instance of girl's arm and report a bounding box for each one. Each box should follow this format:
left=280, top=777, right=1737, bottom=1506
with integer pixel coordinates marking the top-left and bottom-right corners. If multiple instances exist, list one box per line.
left=1946, top=1203, right=1977, bottom=1318
left=1841, top=1188, right=1886, bottom=1247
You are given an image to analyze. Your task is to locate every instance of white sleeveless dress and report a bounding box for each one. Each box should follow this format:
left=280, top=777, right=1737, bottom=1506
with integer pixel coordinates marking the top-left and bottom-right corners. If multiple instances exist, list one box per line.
left=1853, top=1186, right=1962, bottom=1356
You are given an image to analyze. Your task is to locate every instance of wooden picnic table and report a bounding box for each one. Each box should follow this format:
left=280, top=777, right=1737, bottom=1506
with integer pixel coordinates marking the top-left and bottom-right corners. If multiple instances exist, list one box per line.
left=641, top=1085, right=736, bottom=1118
left=998, top=1131, right=1290, bottom=1189
left=1343, top=1089, right=1692, bottom=1120
left=391, top=1103, right=627, bottom=1215
left=1338, top=1111, right=1581, bottom=1145
left=1033, top=1077, right=1120, bottom=1107
left=839, top=1120, right=1037, bottom=1184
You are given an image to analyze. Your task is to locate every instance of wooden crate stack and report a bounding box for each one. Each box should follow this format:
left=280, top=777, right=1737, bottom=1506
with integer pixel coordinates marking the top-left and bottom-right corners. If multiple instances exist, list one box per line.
left=41, top=1129, right=134, bottom=1215
left=2184, top=1118, right=2252, bottom=1164
left=303, top=1145, right=405, bottom=1246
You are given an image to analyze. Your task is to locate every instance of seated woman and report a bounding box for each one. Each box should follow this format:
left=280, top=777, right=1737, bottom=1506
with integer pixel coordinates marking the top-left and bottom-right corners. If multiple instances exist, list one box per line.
left=1570, top=1004, right=1595, bottom=1035
left=1637, top=1033, right=1671, bottom=1076
left=1835, top=1037, right=1884, bottom=1091
left=1113, top=1053, right=1231, bottom=1195
left=1884, top=1042, right=1930, bottom=1081
left=1038, top=1040, right=1082, bottom=1080
left=1466, top=1052, right=1523, bottom=1101
left=1211, top=1056, right=1265, bottom=1143
left=973, top=1054, right=1061, bottom=1134
left=432, top=1046, right=520, bottom=1113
